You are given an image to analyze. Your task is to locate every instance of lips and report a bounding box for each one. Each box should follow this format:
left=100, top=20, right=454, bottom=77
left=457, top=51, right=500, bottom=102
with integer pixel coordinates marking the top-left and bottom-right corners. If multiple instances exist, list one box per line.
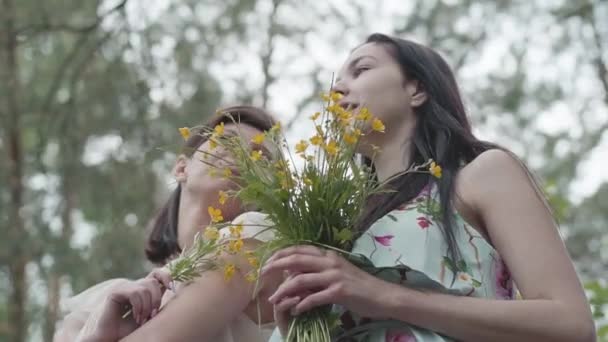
left=338, top=101, right=359, bottom=111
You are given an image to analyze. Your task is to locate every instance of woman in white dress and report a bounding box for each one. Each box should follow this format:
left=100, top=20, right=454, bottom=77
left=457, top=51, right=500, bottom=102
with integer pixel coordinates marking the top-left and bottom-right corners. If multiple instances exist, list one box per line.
left=54, top=105, right=282, bottom=342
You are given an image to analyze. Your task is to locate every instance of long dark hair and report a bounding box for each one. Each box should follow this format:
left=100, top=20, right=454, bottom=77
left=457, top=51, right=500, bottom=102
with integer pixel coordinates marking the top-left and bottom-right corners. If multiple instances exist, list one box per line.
left=145, top=105, right=278, bottom=265
left=357, top=34, right=514, bottom=265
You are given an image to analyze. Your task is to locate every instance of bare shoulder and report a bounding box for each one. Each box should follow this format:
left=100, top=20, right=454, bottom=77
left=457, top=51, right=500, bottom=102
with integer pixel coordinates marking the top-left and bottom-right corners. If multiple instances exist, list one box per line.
left=453, top=149, right=547, bottom=237
left=456, top=149, right=535, bottom=207
left=460, top=149, right=529, bottom=184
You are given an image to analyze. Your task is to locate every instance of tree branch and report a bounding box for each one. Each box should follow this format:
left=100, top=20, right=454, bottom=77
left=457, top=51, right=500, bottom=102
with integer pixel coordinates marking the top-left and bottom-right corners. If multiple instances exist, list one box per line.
left=588, top=5, right=608, bottom=104
left=261, top=0, right=282, bottom=109
left=16, top=0, right=128, bottom=37
left=285, top=68, right=325, bottom=132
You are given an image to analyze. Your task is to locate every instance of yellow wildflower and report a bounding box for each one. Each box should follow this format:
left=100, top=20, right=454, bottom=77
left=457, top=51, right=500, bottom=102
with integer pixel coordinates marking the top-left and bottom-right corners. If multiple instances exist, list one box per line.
left=209, top=138, right=218, bottom=150
left=338, top=111, right=352, bottom=126
left=208, top=206, right=223, bottom=223
left=247, top=256, right=259, bottom=268
left=178, top=127, right=191, bottom=140
left=251, top=150, right=263, bottom=161
left=330, top=91, right=343, bottom=102
left=230, top=223, right=243, bottom=238
left=295, top=140, right=309, bottom=154
left=270, top=122, right=281, bottom=132
left=245, top=272, right=257, bottom=283
left=327, top=103, right=341, bottom=115
left=310, top=112, right=320, bottom=121
left=218, top=190, right=228, bottom=205
left=228, top=239, right=244, bottom=253
left=356, top=108, right=372, bottom=121
left=371, top=118, right=385, bottom=132
left=223, top=263, right=236, bottom=281
left=223, top=167, right=232, bottom=178
left=429, top=161, right=442, bottom=179
left=214, top=122, right=225, bottom=136
left=251, top=133, right=265, bottom=145
left=324, top=140, right=339, bottom=156
left=353, top=128, right=362, bottom=137
left=310, top=135, right=324, bottom=146
left=203, top=227, right=220, bottom=241
left=320, top=92, right=331, bottom=102
left=344, top=132, right=357, bottom=145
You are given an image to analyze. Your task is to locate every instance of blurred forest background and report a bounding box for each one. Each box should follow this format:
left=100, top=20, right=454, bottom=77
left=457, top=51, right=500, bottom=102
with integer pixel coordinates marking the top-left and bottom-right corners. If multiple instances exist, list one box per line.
left=1, top=0, right=607, bottom=341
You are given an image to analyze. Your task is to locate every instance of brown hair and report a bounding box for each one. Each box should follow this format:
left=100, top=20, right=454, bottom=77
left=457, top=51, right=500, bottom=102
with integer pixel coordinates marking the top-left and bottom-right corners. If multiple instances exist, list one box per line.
left=145, top=105, right=278, bottom=265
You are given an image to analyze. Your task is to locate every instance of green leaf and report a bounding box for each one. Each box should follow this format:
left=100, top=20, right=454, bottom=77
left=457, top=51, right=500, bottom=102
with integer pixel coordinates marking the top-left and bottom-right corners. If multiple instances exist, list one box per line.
left=442, top=256, right=458, bottom=273
left=457, top=260, right=469, bottom=273
left=333, top=227, right=353, bottom=243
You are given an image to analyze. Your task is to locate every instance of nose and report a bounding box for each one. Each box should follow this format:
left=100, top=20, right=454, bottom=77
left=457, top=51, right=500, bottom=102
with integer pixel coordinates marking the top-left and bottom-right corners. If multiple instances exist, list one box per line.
left=331, top=78, right=348, bottom=96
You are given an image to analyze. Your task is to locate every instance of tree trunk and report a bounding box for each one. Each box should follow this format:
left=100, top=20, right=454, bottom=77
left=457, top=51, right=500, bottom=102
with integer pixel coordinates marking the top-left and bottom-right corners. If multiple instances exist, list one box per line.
left=44, top=163, right=76, bottom=342
left=43, top=275, right=61, bottom=342
left=2, top=0, right=27, bottom=341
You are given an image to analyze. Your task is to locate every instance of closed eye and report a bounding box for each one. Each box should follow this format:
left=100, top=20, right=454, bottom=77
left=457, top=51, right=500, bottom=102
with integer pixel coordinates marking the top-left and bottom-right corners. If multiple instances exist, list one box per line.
left=353, top=66, right=370, bottom=77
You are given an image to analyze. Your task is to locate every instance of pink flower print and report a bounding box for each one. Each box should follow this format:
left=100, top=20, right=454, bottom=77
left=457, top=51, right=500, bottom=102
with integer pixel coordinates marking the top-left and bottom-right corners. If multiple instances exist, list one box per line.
left=494, top=257, right=514, bottom=299
left=416, top=216, right=432, bottom=229
left=386, top=330, right=416, bottom=342
left=373, top=234, right=394, bottom=246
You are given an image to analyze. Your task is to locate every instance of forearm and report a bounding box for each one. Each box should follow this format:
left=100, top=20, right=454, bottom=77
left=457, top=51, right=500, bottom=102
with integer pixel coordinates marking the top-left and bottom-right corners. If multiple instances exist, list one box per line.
left=381, top=284, right=595, bottom=342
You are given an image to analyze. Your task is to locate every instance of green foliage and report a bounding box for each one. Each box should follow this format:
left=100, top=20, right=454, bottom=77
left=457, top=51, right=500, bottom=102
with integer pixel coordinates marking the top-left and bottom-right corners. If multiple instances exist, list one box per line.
left=585, top=281, right=608, bottom=340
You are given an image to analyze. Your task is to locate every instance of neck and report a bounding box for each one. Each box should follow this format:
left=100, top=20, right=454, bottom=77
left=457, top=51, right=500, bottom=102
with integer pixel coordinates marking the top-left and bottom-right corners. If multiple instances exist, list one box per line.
left=365, top=118, right=416, bottom=183
left=177, top=191, right=211, bottom=249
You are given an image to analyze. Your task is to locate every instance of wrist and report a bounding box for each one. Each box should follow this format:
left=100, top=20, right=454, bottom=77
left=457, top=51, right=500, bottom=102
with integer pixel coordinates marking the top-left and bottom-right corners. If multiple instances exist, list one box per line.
left=374, top=281, right=415, bottom=321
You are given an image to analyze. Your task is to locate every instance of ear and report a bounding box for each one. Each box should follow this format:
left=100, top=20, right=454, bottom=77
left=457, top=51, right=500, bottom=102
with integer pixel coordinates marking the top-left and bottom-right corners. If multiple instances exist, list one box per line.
left=407, top=80, right=427, bottom=108
left=172, top=155, right=188, bottom=183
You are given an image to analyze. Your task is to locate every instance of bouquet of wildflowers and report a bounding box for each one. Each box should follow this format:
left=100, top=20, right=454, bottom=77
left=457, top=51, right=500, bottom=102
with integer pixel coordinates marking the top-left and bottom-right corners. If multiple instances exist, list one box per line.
left=170, top=92, right=443, bottom=341
left=122, top=207, right=253, bottom=319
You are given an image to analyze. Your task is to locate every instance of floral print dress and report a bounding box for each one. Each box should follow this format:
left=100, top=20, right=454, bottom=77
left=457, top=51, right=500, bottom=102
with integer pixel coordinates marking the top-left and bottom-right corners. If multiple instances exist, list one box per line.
left=269, top=183, right=515, bottom=341
left=337, top=183, right=514, bottom=341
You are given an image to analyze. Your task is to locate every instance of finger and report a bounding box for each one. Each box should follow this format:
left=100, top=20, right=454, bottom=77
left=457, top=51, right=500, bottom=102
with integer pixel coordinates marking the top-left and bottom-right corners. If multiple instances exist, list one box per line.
left=142, top=279, right=163, bottom=312
left=148, top=268, right=173, bottom=290
left=108, top=290, right=131, bottom=316
left=274, top=296, right=301, bottom=313
left=127, top=291, right=143, bottom=324
left=268, top=272, right=332, bottom=304
left=292, top=287, right=336, bottom=315
left=265, top=245, right=325, bottom=264
left=274, top=296, right=301, bottom=338
left=262, top=254, right=330, bottom=275
left=136, top=287, right=152, bottom=324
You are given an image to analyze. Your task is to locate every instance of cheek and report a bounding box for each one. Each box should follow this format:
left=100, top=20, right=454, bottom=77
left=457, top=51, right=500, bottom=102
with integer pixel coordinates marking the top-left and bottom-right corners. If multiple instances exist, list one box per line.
left=356, top=73, right=406, bottom=116
left=361, top=92, right=402, bottom=123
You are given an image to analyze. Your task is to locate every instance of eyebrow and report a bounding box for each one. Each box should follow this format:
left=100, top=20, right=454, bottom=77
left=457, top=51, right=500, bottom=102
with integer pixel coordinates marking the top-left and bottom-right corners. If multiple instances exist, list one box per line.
left=336, top=55, right=378, bottom=83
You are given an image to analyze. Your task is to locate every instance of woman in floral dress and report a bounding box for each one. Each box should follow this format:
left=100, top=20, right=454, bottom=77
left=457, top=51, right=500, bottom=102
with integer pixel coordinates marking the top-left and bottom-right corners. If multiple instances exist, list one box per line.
left=265, top=34, right=595, bottom=341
